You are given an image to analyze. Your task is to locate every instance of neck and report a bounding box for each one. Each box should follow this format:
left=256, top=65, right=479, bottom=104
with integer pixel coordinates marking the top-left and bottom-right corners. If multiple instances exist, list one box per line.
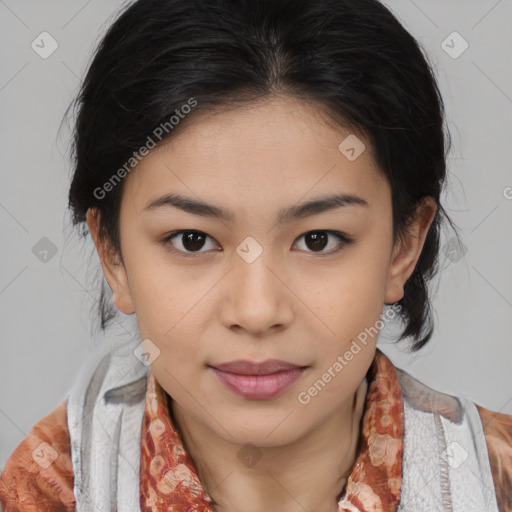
left=170, top=376, right=369, bottom=512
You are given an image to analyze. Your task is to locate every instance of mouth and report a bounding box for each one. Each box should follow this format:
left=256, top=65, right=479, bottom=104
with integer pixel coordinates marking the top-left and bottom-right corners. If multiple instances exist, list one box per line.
left=208, top=359, right=308, bottom=400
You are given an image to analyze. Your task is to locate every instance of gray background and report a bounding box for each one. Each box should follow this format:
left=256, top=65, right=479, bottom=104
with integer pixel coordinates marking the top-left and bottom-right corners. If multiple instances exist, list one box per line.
left=1, top=0, right=511, bottom=470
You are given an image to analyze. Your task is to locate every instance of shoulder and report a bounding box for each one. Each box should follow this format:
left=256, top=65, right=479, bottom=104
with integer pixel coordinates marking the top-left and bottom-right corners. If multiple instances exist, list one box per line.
left=476, top=404, right=512, bottom=512
left=0, top=400, right=75, bottom=512
left=395, top=365, right=512, bottom=510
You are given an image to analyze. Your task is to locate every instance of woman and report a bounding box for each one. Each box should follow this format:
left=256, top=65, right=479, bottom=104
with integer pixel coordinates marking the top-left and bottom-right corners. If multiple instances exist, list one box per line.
left=1, top=0, right=511, bottom=510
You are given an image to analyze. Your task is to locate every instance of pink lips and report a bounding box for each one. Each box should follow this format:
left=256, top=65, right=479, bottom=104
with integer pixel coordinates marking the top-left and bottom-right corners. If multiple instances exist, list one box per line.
left=209, top=359, right=306, bottom=400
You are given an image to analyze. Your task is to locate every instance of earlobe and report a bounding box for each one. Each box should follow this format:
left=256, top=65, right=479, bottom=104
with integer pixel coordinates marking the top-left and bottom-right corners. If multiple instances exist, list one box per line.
left=86, top=208, right=135, bottom=315
left=384, top=197, right=437, bottom=305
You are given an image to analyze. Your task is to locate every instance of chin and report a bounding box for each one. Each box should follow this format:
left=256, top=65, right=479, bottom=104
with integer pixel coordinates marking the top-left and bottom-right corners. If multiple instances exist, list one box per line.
left=211, top=415, right=308, bottom=448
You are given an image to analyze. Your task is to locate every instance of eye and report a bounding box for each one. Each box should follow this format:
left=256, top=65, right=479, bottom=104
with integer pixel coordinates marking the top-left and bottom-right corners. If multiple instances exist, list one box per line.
left=161, top=229, right=354, bottom=256
left=293, top=230, right=354, bottom=254
left=162, top=230, right=219, bottom=254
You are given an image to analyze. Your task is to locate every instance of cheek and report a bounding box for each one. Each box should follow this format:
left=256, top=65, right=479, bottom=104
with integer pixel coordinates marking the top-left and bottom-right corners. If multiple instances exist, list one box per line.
left=126, top=266, right=210, bottom=367
left=323, top=253, right=389, bottom=311
left=120, top=240, right=193, bottom=328
left=311, top=250, right=391, bottom=357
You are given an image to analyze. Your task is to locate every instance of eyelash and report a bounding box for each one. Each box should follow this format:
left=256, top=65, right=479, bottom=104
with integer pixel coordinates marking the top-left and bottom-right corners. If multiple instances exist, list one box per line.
left=160, top=230, right=355, bottom=256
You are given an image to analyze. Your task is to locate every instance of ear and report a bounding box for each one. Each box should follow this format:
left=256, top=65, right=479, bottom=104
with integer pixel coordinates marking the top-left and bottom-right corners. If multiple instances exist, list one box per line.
left=384, top=197, right=437, bottom=304
left=86, top=207, right=135, bottom=315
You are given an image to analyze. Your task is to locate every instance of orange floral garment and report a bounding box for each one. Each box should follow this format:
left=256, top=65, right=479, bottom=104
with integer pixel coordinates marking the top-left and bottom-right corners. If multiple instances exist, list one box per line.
left=1, top=349, right=511, bottom=511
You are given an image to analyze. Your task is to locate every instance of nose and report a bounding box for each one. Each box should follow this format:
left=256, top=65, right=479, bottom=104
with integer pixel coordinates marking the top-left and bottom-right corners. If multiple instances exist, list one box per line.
left=218, top=251, right=295, bottom=335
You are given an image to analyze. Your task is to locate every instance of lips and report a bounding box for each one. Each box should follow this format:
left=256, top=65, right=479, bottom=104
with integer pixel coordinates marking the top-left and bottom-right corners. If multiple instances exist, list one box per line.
left=211, top=359, right=304, bottom=375
left=209, top=359, right=307, bottom=399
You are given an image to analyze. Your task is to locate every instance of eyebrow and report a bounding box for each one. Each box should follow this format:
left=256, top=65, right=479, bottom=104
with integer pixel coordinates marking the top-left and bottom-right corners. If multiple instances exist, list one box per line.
left=143, top=192, right=368, bottom=224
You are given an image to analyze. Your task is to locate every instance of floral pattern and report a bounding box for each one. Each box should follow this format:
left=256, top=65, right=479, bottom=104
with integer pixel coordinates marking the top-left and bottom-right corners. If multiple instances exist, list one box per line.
left=1, top=349, right=511, bottom=511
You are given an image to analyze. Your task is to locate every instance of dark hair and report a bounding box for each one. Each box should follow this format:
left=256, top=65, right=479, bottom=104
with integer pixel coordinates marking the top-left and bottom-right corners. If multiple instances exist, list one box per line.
left=66, top=0, right=461, bottom=352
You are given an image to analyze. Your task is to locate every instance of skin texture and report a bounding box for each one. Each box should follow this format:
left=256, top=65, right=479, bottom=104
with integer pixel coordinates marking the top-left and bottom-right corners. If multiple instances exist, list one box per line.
left=86, top=95, right=436, bottom=512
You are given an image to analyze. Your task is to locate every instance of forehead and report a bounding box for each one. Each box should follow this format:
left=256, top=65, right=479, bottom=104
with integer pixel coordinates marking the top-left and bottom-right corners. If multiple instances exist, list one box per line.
left=121, top=96, right=389, bottom=218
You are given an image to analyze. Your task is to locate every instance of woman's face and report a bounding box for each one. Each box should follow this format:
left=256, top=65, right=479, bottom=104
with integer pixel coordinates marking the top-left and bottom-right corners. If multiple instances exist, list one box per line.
left=88, top=95, right=434, bottom=447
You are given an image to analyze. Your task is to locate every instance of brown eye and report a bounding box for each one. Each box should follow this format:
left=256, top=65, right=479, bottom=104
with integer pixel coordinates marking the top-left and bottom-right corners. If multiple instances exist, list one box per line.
left=294, top=230, right=354, bottom=254
left=305, top=232, right=328, bottom=251
left=162, top=229, right=353, bottom=256
left=181, top=231, right=206, bottom=251
left=162, top=230, right=218, bottom=254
